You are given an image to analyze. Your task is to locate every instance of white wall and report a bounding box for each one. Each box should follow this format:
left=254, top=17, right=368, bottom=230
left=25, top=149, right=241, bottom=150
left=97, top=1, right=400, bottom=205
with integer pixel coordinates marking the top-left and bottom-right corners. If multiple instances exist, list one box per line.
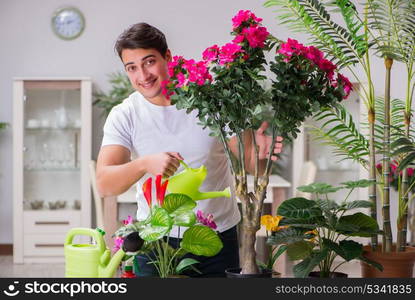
left=0, top=0, right=410, bottom=243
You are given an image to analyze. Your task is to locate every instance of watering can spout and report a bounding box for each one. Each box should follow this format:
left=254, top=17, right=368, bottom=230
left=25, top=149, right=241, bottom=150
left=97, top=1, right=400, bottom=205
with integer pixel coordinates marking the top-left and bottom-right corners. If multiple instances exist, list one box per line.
left=196, top=187, right=231, bottom=200
left=99, top=249, right=125, bottom=278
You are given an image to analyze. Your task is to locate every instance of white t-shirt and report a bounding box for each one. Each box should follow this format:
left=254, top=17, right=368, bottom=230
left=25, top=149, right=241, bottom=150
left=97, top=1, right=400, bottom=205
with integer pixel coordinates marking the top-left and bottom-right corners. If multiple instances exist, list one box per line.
left=101, top=91, right=241, bottom=237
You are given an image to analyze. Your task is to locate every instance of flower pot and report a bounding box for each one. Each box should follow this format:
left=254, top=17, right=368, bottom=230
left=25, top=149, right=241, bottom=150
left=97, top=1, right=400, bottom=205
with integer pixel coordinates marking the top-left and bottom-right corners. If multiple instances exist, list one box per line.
left=225, top=268, right=273, bottom=278
left=308, top=271, right=348, bottom=278
left=360, top=245, right=415, bottom=278
left=166, top=274, right=189, bottom=278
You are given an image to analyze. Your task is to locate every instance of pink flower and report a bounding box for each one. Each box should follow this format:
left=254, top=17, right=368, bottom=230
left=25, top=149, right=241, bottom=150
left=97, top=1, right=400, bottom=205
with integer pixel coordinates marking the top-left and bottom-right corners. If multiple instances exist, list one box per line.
left=161, top=80, right=174, bottom=100
left=318, top=59, right=336, bottom=81
left=336, top=73, right=353, bottom=99
left=277, top=38, right=307, bottom=58
left=232, top=34, right=245, bottom=44
left=241, top=25, right=269, bottom=48
left=304, top=46, right=324, bottom=64
left=196, top=210, right=217, bottom=230
left=232, top=10, right=262, bottom=29
left=113, top=236, right=124, bottom=252
left=176, top=72, right=188, bottom=88
left=219, top=42, right=243, bottom=65
left=123, top=215, right=133, bottom=225
left=202, top=45, right=220, bottom=63
left=407, top=168, right=414, bottom=177
left=182, top=60, right=212, bottom=86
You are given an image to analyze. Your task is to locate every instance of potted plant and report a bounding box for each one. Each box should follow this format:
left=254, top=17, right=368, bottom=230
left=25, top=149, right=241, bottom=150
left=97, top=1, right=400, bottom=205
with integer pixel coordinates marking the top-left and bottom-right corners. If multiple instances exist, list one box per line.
left=163, top=10, right=351, bottom=275
left=264, top=0, right=415, bottom=277
left=93, top=72, right=134, bottom=117
left=114, top=175, right=223, bottom=278
left=268, top=180, right=382, bottom=277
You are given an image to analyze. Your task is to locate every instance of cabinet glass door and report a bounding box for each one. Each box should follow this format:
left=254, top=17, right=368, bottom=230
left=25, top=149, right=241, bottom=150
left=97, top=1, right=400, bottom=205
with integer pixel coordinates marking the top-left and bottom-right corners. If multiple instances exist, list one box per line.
left=23, top=81, right=82, bottom=212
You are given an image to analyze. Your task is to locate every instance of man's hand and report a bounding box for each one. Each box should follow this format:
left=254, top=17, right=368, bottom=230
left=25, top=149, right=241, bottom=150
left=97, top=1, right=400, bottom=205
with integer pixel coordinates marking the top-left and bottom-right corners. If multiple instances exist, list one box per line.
left=253, top=121, right=283, bottom=162
left=144, top=152, right=184, bottom=177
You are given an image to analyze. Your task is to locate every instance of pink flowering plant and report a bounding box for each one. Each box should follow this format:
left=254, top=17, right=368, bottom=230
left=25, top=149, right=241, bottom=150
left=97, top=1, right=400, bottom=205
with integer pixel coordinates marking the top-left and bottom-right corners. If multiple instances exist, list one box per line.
left=114, top=176, right=223, bottom=278
left=163, top=10, right=351, bottom=275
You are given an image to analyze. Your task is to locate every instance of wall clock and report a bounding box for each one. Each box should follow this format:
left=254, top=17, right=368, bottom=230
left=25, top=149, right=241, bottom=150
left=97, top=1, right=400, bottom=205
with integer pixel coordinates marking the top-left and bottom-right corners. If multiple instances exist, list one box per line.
left=52, top=7, right=85, bottom=40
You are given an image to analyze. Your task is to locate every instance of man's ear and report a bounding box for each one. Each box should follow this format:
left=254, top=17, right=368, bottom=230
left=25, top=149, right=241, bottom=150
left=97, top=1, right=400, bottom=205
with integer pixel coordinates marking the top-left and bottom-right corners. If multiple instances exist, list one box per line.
left=164, top=49, right=172, bottom=62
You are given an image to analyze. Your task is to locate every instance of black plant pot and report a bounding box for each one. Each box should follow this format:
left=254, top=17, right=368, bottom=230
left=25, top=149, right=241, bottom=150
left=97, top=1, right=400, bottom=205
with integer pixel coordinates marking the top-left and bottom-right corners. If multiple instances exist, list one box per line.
left=308, top=271, right=348, bottom=278
left=225, top=268, right=273, bottom=278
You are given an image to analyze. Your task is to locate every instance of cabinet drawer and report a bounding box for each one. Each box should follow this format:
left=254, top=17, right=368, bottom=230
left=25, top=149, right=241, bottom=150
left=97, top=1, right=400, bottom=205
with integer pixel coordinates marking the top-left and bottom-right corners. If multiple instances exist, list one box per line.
left=24, top=211, right=81, bottom=234
left=24, top=233, right=66, bottom=256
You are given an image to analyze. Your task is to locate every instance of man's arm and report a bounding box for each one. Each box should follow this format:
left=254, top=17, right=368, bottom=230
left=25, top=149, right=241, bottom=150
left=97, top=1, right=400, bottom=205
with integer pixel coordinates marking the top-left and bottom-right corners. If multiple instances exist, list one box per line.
left=96, top=145, right=183, bottom=197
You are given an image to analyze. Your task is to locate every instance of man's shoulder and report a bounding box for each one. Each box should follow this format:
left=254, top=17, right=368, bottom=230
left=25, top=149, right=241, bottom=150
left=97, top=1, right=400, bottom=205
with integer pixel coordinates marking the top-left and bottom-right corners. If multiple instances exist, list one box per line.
left=108, top=91, right=143, bottom=119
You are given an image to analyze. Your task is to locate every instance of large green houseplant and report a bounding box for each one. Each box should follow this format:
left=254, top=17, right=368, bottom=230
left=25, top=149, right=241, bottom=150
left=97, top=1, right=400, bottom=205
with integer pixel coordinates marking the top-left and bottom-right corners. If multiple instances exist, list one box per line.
left=163, top=10, right=351, bottom=275
left=268, top=180, right=382, bottom=277
left=264, top=0, right=415, bottom=276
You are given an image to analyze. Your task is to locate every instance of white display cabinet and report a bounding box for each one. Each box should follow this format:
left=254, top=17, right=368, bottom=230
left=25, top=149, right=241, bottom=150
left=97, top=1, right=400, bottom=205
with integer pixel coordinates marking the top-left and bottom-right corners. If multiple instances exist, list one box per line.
left=292, top=83, right=367, bottom=201
left=13, top=78, right=92, bottom=263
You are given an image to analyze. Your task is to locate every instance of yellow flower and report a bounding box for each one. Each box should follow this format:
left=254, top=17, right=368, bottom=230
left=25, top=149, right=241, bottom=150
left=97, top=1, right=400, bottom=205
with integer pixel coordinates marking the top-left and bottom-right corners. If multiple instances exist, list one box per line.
left=261, top=215, right=287, bottom=232
left=304, top=229, right=318, bottom=243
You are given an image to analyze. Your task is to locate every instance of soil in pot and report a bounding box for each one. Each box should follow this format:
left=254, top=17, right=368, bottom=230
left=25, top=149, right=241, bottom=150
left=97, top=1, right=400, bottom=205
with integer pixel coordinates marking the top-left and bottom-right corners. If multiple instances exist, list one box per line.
left=360, top=245, right=415, bottom=278
left=308, top=271, right=348, bottom=278
left=225, top=268, right=273, bottom=278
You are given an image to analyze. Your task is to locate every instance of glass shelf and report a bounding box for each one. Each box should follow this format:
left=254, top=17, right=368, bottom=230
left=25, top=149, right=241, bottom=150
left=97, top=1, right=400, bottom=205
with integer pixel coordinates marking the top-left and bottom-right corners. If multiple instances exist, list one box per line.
left=24, top=167, right=80, bottom=172
left=25, top=126, right=81, bottom=131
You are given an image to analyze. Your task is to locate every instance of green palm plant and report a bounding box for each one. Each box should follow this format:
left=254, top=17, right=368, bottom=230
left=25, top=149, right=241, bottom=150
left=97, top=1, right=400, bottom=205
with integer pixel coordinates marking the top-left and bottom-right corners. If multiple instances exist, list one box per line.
left=93, top=72, right=135, bottom=117
left=0, top=123, right=7, bottom=130
left=264, top=0, right=415, bottom=253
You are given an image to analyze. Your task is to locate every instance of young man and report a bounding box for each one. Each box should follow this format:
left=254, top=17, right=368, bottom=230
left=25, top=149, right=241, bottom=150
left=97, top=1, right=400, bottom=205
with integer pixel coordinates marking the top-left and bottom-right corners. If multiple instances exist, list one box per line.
left=96, top=23, right=282, bottom=277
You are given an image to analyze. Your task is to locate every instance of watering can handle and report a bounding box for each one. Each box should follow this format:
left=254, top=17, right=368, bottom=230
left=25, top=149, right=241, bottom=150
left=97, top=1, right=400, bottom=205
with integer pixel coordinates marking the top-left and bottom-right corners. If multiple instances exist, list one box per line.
left=64, top=228, right=106, bottom=252
left=179, top=160, right=189, bottom=169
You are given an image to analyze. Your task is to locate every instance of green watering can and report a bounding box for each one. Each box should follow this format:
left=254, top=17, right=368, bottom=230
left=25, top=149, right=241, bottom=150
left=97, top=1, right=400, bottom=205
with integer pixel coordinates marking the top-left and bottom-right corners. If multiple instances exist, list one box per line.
left=64, top=228, right=143, bottom=278
left=167, top=161, right=231, bottom=200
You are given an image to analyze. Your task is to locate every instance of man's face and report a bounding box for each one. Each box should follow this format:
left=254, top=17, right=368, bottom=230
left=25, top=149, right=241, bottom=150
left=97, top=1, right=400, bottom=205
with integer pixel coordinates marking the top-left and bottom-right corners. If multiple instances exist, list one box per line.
left=121, top=48, right=171, bottom=101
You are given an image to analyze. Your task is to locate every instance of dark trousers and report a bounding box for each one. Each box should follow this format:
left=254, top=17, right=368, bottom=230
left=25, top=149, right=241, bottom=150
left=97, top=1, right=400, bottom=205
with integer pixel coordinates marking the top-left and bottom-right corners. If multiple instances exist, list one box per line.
left=133, top=225, right=240, bottom=277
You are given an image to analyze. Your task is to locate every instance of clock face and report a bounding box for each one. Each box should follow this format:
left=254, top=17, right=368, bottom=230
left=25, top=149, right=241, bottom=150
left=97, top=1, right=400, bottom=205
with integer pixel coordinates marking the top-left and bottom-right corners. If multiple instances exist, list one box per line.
left=52, top=7, right=85, bottom=40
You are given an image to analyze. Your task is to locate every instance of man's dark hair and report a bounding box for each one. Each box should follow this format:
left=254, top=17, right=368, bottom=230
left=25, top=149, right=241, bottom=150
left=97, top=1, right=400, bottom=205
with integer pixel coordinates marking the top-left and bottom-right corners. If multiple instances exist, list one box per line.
left=114, top=23, right=168, bottom=59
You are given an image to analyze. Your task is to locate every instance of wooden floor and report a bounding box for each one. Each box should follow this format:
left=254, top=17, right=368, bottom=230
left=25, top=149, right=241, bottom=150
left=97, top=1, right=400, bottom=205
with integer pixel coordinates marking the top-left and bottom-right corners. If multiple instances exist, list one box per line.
left=0, top=255, right=363, bottom=278
left=0, top=256, right=65, bottom=277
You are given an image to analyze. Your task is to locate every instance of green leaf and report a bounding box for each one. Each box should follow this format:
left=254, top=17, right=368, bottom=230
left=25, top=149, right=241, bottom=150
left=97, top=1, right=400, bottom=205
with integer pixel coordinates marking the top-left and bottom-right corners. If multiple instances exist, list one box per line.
left=315, top=198, right=339, bottom=211
left=287, top=241, right=315, bottom=260
left=358, top=255, right=383, bottom=272
left=175, top=258, right=200, bottom=274
left=267, top=227, right=307, bottom=245
left=293, top=249, right=329, bottom=278
left=181, top=225, right=223, bottom=257
left=337, top=212, right=380, bottom=237
left=341, top=179, right=376, bottom=189
left=323, top=239, right=363, bottom=261
left=162, top=193, right=196, bottom=216
left=297, top=182, right=342, bottom=194
left=277, top=197, right=323, bottom=219
left=139, top=207, right=173, bottom=242
left=342, top=200, right=373, bottom=210
left=173, top=210, right=196, bottom=227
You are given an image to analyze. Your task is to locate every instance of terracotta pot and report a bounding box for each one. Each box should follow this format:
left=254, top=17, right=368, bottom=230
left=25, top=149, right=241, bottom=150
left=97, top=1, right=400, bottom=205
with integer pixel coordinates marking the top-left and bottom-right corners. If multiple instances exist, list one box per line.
left=308, top=271, right=348, bottom=278
left=360, top=245, right=415, bottom=278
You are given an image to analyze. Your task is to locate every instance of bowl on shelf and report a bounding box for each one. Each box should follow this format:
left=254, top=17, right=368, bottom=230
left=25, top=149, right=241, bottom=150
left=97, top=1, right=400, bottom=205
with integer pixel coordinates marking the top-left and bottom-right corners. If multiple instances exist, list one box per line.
left=73, top=200, right=81, bottom=210
left=30, top=200, right=44, bottom=210
left=48, top=200, right=67, bottom=210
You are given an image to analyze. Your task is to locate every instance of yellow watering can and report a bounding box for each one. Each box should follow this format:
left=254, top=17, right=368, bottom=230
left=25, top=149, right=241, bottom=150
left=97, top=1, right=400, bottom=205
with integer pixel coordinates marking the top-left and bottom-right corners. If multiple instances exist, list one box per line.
left=167, top=161, right=231, bottom=200
left=64, top=228, right=143, bottom=278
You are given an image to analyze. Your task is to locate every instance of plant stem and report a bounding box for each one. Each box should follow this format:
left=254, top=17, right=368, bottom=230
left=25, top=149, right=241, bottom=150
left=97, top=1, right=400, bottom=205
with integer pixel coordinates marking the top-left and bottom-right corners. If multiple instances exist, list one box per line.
left=251, top=130, right=259, bottom=193
left=382, top=57, right=393, bottom=253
